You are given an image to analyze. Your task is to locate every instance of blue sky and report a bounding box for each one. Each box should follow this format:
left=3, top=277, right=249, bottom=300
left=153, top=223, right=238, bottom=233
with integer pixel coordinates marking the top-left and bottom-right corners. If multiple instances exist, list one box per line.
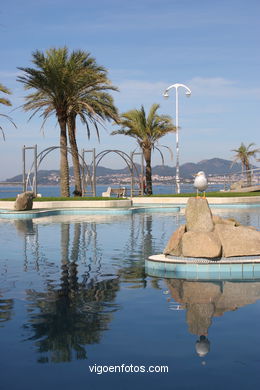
left=0, top=0, right=260, bottom=179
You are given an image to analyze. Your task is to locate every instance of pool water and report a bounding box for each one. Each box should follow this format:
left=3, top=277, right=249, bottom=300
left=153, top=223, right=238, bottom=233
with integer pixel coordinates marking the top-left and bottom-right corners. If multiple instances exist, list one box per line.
left=0, top=208, right=260, bottom=390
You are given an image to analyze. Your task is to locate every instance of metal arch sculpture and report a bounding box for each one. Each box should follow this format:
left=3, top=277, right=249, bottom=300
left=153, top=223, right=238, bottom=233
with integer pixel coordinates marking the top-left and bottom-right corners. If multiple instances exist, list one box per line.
left=24, top=145, right=91, bottom=196
left=23, top=145, right=144, bottom=197
left=94, top=149, right=144, bottom=197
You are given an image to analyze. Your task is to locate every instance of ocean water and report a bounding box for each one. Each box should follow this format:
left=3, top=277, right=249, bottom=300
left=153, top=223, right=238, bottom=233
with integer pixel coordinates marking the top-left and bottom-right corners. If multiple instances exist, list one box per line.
left=0, top=208, right=260, bottom=390
left=0, top=183, right=224, bottom=198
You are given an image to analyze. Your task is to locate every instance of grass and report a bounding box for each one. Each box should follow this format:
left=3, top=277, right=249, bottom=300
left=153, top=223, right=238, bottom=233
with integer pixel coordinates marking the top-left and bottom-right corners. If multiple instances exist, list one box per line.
left=146, top=192, right=260, bottom=197
left=0, top=192, right=259, bottom=201
left=0, top=196, right=126, bottom=201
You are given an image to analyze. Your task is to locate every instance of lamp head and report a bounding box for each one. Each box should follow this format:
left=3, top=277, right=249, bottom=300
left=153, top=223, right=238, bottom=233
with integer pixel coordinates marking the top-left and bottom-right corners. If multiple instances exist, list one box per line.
left=185, top=90, right=191, bottom=97
left=163, top=91, right=169, bottom=99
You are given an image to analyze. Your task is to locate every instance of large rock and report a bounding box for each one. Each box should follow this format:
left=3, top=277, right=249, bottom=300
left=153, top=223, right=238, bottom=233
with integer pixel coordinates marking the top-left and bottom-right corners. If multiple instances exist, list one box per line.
left=214, top=224, right=260, bottom=257
left=163, top=225, right=186, bottom=256
left=212, top=215, right=240, bottom=226
left=230, top=180, right=243, bottom=190
left=185, top=198, right=214, bottom=232
left=182, top=231, right=222, bottom=258
left=14, top=192, right=34, bottom=211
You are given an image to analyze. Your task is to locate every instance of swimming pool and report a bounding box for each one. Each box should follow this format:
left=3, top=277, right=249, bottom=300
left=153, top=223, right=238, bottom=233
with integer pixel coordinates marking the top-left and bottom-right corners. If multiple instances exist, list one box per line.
left=0, top=208, right=260, bottom=389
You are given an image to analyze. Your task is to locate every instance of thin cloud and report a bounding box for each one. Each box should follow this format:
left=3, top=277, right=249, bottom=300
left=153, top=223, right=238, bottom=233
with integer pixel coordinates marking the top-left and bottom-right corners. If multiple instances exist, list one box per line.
left=116, top=77, right=260, bottom=104
left=0, top=71, right=20, bottom=80
left=188, top=77, right=260, bottom=98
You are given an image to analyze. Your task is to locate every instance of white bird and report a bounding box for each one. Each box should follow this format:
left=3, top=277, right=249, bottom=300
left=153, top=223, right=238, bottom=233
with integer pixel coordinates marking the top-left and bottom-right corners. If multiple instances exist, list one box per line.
left=194, top=171, right=208, bottom=198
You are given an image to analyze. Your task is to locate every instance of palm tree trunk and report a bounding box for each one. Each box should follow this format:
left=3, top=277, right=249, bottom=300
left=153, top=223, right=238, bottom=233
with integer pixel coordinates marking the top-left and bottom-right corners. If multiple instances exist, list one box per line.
left=60, top=223, right=70, bottom=296
left=143, top=148, right=153, bottom=195
left=245, top=161, right=252, bottom=186
left=68, top=114, right=82, bottom=196
left=58, top=117, right=70, bottom=197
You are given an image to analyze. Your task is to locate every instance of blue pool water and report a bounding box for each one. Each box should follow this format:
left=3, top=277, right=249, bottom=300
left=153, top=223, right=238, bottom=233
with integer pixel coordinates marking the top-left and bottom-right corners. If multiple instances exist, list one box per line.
left=0, top=208, right=260, bottom=390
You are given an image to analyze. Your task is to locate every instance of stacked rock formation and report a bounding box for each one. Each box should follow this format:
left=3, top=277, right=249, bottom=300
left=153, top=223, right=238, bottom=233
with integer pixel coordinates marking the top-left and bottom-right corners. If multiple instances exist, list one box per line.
left=164, top=198, right=260, bottom=258
left=14, top=191, right=34, bottom=211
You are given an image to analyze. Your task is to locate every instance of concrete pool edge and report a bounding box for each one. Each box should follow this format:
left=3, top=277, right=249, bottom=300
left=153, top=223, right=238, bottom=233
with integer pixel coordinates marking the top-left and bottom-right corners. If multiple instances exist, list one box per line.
left=0, top=206, right=181, bottom=219
left=132, top=196, right=260, bottom=205
left=0, top=195, right=259, bottom=211
left=0, top=199, right=132, bottom=210
left=146, top=254, right=260, bottom=280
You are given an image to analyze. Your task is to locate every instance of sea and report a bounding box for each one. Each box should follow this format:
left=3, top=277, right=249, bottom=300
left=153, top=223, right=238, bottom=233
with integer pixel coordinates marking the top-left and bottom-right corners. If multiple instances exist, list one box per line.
left=0, top=183, right=225, bottom=198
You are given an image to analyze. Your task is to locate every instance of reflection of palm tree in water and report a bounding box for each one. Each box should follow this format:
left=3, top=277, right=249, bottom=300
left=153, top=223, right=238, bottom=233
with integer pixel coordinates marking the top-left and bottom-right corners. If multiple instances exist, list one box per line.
left=117, top=214, right=155, bottom=288
left=0, top=297, right=14, bottom=326
left=118, top=213, right=180, bottom=288
left=165, top=279, right=260, bottom=358
left=23, top=222, right=120, bottom=363
left=14, top=219, right=40, bottom=272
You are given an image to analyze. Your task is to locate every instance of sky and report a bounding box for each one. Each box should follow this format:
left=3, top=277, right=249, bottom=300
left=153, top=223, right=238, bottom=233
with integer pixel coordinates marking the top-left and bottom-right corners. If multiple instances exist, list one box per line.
left=0, top=0, right=260, bottom=180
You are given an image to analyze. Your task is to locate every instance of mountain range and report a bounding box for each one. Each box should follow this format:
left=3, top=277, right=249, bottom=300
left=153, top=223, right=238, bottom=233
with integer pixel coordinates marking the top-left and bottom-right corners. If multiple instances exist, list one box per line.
left=4, top=158, right=247, bottom=185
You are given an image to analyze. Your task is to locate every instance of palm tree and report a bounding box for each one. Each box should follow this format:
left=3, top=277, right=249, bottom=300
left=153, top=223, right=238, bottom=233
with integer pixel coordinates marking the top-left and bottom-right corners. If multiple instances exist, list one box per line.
left=231, top=142, right=260, bottom=186
left=18, top=48, right=119, bottom=197
left=112, top=104, right=175, bottom=195
left=0, top=83, right=16, bottom=139
left=17, top=48, right=76, bottom=196
left=0, top=83, right=11, bottom=107
left=66, top=55, right=119, bottom=195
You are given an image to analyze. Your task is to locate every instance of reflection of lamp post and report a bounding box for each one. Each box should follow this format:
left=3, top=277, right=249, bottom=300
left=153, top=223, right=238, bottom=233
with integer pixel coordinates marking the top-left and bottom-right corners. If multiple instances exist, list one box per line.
left=163, top=83, right=191, bottom=194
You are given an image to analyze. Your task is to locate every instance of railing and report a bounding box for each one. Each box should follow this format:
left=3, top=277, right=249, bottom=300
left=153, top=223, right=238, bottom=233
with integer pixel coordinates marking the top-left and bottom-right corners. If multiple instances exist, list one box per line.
left=0, top=182, right=24, bottom=194
left=206, top=167, right=260, bottom=191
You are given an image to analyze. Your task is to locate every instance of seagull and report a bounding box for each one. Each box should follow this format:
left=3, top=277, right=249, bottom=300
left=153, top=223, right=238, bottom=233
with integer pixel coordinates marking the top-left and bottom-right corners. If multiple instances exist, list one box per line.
left=194, top=171, right=208, bottom=198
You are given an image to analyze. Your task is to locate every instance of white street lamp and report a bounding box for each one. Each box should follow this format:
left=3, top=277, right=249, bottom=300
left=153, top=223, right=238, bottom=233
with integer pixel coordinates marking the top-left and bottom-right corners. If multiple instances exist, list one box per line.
left=163, top=83, right=191, bottom=194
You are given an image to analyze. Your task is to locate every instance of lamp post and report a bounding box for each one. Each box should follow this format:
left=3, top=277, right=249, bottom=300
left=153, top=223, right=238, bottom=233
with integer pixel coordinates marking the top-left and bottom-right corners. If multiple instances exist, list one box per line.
left=163, top=83, right=191, bottom=194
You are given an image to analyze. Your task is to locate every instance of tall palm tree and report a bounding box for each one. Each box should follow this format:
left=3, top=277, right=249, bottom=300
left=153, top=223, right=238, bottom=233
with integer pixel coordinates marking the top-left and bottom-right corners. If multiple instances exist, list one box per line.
left=66, top=57, right=119, bottom=195
left=17, top=48, right=76, bottom=196
left=0, top=83, right=16, bottom=139
left=231, top=142, right=260, bottom=186
left=0, top=83, right=11, bottom=107
left=18, top=48, right=119, bottom=197
left=112, top=104, right=175, bottom=195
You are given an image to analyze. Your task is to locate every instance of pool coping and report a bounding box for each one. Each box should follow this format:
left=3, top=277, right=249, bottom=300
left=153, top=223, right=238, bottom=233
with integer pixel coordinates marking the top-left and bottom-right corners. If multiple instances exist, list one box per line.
left=132, top=196, right=260, bottom=205
left=0, top=196, right=259, bottom=211
left=146, top=254, right=260, bottom=280
left=0, top=199, right=132, bottom=210
left=148, top=253, right=260, bottom=264
left=0, top=206, right=181, bottom=219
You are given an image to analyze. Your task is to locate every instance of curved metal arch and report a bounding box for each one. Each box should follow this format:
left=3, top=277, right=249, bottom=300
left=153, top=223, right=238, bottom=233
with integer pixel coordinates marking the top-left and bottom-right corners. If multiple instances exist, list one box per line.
left=94, top=149, right=143, bottom=197
left=95, top=149, right=139, bottom=176
left=36, top=146, right=90, bottom=175
left=25, top=146, right=144, bottom=197
left=26, top=146, right=91, bottom=194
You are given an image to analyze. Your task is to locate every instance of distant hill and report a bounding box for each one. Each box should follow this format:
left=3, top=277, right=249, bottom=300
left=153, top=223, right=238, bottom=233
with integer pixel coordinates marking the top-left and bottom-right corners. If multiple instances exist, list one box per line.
left=179, top=158, right=244, bottom=178
left=153, top=158, right=244, bottom=178
left=5, top=157, right=247, bottom=184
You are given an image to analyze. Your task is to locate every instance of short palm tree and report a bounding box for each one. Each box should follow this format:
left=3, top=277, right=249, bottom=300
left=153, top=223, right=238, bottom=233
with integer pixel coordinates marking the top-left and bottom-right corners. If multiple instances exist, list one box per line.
left=231, top=142, right=260, bottom=186
left=112, top=104, right=176, bottom=195
left=0, top=83, right=16, bottom=139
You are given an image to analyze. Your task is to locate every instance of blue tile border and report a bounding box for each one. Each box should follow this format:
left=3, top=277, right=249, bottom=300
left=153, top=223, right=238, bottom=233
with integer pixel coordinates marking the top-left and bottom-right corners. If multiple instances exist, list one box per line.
left=0, top=206, right=181, bottom=220
left=145, top=256, right=260, bottom=281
